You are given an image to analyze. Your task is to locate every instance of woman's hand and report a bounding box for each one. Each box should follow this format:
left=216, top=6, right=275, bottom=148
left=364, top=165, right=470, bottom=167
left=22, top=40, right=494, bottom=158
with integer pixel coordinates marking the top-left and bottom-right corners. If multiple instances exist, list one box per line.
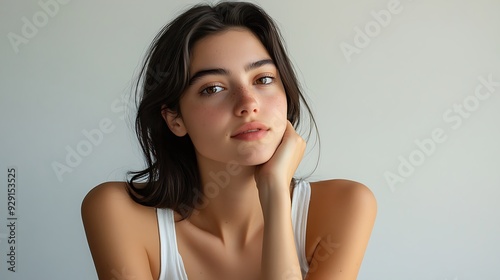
left=256, top=121, right=305, bottom=279
left=255, top=120, right=306, bottom=198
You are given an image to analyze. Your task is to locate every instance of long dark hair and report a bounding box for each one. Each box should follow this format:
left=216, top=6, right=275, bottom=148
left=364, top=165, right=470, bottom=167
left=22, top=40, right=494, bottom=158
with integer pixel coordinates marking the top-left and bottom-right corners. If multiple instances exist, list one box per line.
left=126, top=1, right=318, bottom=219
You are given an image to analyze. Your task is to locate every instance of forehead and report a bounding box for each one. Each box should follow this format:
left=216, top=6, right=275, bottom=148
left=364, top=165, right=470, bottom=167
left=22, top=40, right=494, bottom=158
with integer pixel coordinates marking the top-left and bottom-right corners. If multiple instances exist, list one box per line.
left=189, top=28, right=272, bottom=72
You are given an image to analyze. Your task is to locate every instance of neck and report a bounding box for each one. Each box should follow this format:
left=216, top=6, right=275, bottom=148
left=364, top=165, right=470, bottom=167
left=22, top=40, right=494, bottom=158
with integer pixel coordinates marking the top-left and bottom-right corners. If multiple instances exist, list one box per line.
left=186, top=157, right=264, bottom=247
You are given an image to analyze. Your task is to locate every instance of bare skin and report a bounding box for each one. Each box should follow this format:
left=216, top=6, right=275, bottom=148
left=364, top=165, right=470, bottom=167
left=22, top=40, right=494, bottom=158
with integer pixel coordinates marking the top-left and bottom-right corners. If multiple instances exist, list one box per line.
left=82, top=180, right=376, bottom=280
left=81, top=28, right=377, bottom=280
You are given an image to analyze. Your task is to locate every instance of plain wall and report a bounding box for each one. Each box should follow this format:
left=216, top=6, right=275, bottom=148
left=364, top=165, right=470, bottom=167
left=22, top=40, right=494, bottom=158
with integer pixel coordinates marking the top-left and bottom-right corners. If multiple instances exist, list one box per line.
left=1, top=0, right=499, bottom=279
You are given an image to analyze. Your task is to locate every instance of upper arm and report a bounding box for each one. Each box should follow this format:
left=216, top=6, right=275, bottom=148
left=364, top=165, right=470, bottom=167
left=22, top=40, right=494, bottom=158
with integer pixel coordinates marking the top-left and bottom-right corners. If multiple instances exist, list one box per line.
left=306, top=180, right=377, bottom=280
left=81, top=182, right=155, bottom=280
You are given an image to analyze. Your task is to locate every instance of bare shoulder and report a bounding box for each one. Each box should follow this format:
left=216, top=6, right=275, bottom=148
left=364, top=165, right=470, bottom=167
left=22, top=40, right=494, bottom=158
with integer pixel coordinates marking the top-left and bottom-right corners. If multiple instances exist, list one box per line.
left=81, top=182, right=157, bottom=280
left=305, top=179, right=377, bottom=278
left=307, top=179, right=377, bottom=234
left=81, top=181, right=138, bottom=213
left=82, top=181, right=125, bottom=207
left=81, top=181, right=151, bottom=227
left=309, top=179, right=377, bottom=212
left=81, top=181, right=155, bottom=225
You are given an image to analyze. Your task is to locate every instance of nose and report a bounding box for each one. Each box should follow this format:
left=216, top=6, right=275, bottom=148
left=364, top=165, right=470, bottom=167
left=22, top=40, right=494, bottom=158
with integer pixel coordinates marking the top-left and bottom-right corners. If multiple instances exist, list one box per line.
left=233, top=86, right=259, bottom=116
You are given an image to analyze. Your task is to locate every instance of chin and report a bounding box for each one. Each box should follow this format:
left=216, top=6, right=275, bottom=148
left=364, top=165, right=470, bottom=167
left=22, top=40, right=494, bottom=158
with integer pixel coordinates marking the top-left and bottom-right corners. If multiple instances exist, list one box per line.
left=234, top=145, right=278, bottom=166
left=246, top=155, right=274, bottom=166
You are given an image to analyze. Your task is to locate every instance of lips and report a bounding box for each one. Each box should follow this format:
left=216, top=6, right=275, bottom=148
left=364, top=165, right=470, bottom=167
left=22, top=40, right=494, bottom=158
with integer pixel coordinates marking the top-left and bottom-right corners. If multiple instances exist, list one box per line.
left=231, top=122, right=269, bottom=138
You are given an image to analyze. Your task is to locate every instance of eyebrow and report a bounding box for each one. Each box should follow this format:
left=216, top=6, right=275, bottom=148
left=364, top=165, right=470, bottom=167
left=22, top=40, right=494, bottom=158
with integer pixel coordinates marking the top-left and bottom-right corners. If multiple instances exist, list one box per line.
left=188, top=58, right=275, bottom=85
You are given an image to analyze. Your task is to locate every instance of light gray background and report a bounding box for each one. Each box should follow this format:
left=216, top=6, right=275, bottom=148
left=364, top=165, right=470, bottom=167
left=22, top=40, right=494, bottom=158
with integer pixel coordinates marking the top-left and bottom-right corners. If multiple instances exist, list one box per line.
left=1, top=0, right=499, bottom=279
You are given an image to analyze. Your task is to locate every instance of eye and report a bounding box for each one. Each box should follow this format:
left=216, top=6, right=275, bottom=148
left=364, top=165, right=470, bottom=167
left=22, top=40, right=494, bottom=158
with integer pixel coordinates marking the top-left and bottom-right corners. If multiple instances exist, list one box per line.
left=255, top=76, right=274, bottom=85
left=200, top=85, right=225, bottom=95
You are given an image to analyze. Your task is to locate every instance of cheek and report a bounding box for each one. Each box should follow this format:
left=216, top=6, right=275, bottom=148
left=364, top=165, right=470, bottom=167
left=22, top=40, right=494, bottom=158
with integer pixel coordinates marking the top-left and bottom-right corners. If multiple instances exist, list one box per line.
left=183, top=108, right=219, bottom=136
left=268, top=93, right=288, bottom=130
left=180, top=102, right=230, bottom=148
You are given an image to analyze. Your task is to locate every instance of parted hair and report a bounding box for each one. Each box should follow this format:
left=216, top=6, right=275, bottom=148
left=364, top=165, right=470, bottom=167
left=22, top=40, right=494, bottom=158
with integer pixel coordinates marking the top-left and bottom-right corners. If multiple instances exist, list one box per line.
left=126, top=1, right=317, bottom=219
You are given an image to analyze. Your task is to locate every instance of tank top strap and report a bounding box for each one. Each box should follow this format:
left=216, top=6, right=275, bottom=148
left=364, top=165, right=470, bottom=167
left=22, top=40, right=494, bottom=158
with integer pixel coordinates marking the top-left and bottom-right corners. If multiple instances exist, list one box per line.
left=157, top=179, right=311, bottom=279
left=291, top=179, right=312, bottom=278
left=156, top=208, right=188, bottom=280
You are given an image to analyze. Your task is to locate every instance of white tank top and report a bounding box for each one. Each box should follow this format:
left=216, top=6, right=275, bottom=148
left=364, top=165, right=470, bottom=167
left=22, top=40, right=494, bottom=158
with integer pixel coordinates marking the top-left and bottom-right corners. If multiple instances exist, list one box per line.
left=156, top=179, right=311, bottom=280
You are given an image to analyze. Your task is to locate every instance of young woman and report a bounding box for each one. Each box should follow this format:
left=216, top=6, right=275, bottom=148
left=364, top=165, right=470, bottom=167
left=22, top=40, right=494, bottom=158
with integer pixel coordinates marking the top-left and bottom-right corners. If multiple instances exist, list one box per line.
left=81, top=2, right=377, bottom=279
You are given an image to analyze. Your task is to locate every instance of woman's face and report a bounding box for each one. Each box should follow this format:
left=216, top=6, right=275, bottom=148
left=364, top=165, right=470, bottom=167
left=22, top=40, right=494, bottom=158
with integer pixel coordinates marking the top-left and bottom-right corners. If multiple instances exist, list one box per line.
left=167, top=27, right=288, bottom=167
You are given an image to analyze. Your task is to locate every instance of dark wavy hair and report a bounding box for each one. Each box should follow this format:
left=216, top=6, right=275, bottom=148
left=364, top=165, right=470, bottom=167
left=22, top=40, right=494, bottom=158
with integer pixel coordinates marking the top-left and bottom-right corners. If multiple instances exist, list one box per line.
left=126, top=1, right=318, bottom=219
